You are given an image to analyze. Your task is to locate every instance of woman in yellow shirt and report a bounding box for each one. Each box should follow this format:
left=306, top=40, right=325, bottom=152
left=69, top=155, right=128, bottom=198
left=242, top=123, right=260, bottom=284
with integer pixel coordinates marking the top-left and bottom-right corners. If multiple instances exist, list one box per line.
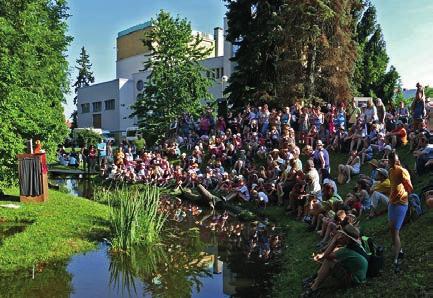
left=388, top=152, right=413, bottom=273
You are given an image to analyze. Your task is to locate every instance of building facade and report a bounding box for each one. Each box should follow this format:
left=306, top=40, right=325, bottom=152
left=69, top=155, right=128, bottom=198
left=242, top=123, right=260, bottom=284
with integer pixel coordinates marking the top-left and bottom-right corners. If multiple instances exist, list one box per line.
left=77, top=18, right=233, bottom=139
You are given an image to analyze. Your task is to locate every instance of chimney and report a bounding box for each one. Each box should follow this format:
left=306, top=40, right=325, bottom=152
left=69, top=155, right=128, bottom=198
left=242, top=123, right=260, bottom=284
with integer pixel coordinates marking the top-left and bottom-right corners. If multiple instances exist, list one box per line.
left=214, top=27, right=224, bottom=57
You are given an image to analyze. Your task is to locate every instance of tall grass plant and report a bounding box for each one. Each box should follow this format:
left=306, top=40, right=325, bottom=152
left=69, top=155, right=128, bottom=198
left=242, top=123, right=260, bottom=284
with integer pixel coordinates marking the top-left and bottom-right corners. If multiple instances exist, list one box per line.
left=103, top=186, right=167, bottom=252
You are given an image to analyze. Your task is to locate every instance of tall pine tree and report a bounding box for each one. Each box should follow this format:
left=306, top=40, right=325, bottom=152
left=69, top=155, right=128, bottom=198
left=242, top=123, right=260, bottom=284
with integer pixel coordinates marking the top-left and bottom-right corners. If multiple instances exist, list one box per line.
left=224, top=0, right=283, bottom=107
left=354, top=1, right=399, bottom=103
left=71, top=46, right=95, bottom=128
left=226, top=0, right=361, bottom=106
left=131, top=11, right=213, bottom=144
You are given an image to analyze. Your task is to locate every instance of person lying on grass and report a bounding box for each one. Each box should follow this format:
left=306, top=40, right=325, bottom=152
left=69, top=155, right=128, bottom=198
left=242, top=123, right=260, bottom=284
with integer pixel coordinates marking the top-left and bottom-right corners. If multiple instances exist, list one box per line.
left=302, top=224, right=368, bottom=297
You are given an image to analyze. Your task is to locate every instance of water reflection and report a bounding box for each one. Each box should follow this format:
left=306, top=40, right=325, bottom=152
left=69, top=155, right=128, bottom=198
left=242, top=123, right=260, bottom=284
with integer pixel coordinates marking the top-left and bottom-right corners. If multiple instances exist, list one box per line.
left=38, top=178, right=282, bottom=297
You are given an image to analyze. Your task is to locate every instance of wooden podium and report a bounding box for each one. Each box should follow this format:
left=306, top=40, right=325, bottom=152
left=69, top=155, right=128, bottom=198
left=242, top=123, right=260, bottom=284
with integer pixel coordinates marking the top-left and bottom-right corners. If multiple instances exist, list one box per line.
left=17, top=153, right=49, bottom=203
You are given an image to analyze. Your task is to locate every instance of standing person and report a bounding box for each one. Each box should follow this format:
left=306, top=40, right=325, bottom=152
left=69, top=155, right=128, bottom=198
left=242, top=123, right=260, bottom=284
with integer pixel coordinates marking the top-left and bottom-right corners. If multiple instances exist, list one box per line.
left=412, top=82, right=426, bottom=130
left=97, top=139, right=107, bottom=169
left=88, top=145, right=97, bottom=173
left=80, top=144, right=89, bottom=172
left=388, top=152, right=413, bottom=273
left=364, top=98, right=378, bottom=133
left=312, top=140, right=330, bottom=181
left=375, top=98, right=386, bottom=127
left=348, top=100, right=361, bottom=128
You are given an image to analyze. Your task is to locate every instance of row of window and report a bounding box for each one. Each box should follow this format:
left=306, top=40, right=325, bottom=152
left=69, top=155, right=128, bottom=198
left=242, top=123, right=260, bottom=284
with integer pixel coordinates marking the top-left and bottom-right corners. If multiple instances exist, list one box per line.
left=206, top=67, right=224, bottom=79
left=81, top=99, right=115, bottom=114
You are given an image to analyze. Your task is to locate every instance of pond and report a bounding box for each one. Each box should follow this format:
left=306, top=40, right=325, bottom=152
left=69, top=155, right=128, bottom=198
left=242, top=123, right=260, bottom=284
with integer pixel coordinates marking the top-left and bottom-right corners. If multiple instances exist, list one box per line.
left=8, top=178, right=282, bottom=297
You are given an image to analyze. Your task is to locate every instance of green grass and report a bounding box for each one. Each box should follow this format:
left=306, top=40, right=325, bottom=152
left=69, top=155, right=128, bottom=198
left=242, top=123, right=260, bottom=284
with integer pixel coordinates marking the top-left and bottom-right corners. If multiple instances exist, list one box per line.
left=0, top=188, right=110, bottom=275
left=268, top=146, right=433, bottom=297
left=96, top=185, right=167, bottom=252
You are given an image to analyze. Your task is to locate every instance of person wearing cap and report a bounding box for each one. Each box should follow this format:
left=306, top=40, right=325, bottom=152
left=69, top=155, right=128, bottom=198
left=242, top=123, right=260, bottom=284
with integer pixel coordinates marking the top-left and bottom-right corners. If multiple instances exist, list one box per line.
left=304, top=224, right=368, bottom=295
left=312, top=140, right=330, bottom=180
left=385, top=120, right=407, bottom=148
left=369, top=172, right=390, bottom=217
left=388, top=152, right=413, bottom=272
left=412, top=82, right=426, bottom=130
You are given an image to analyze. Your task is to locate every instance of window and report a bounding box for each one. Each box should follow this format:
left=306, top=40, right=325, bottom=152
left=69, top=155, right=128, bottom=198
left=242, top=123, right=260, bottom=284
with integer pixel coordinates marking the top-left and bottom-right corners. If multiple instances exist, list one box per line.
left=105, top=99, right=115, bottom=110
left=93, top=114, right=101, bottom=128
left=136, top=80, right=144, bottom=91
left=93, top=101, right=102, bottom=112
left=81, top=103, right=90, bottom=113
left=206, top=70, right=211, bottom=78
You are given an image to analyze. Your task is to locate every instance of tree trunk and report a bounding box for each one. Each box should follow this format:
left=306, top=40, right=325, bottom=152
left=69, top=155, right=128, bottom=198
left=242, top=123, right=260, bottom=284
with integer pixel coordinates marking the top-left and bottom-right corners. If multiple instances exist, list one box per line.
left=305, top=42, right=317, bottom=100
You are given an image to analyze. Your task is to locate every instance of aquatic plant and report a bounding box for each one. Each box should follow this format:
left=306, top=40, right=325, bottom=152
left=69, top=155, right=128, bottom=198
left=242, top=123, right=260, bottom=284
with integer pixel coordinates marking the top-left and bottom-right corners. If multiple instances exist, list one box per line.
left=105, top=186, right=167, bottom=252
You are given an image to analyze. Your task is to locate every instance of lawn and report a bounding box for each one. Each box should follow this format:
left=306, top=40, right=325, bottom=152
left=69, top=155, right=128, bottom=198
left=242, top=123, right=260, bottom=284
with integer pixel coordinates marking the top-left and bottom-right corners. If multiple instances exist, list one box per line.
left=264, top=145, right=433, bottom=297
left=0, top=188, right=110, bottom=275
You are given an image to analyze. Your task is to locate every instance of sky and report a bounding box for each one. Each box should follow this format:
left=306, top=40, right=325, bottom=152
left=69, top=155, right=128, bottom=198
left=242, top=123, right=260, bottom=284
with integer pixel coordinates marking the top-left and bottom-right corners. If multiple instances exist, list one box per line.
left=63, top=0, right=433, bottom=118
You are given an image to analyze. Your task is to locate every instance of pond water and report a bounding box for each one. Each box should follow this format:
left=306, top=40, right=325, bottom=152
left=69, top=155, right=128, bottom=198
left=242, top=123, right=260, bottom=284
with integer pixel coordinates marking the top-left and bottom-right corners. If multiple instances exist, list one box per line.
left=5, top=178, right=282, bottom=297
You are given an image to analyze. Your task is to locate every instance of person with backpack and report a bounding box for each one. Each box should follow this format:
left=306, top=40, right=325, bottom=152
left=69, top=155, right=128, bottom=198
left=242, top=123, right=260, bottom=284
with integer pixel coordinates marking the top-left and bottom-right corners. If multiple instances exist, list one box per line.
left=388, top=152, right=413, bottom=273
left=302, top=224, right=368, bottom=296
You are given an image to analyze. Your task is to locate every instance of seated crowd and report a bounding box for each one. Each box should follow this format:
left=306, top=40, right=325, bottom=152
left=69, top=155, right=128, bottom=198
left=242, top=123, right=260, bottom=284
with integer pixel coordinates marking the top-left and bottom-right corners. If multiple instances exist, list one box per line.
left=67, top=84, right=432, bottom=294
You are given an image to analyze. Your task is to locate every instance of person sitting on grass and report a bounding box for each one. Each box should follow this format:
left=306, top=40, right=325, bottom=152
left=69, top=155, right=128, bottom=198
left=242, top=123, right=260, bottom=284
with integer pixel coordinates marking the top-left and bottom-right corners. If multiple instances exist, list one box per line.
left=369, top=168, right=391, bottom=217
left=413, top=134, right=433, bottom=175
left=385, top=120, right=408, bottom=149
left=302, top=224, right=368, bottom=297
left=337, top=150, right=361, bottom=184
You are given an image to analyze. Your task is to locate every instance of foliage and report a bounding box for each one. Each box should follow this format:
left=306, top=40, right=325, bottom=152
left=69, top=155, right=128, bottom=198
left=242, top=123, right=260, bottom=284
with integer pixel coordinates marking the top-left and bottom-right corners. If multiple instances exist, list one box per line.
left=71, top=46, right=95, bottom=129
left=225, top=0, right=361, bottom=106
left=103, top=186, right=167, bottom=252
left=74, top=128, right=102, bottom=147
left=0, top=188, right=110, bottom=274
left=354, top=2, right=400, bottom=104
left=0, top=0, right=71, bottom=189
left=131, top=10, right=213, bottom=144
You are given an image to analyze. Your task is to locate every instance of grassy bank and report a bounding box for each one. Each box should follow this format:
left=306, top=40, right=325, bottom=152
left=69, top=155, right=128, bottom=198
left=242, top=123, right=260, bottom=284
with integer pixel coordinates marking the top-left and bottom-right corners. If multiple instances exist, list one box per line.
left=265, top=147, right=433, bottom=297
left=0, top=188, right=110, bottom=275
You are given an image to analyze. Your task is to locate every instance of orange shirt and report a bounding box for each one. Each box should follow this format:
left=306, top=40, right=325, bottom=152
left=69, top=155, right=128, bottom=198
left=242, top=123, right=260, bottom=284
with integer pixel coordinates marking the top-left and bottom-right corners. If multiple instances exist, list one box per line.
left=389, top=165, right=412, bottom=205
left=392, top=127, right=408, bottom=144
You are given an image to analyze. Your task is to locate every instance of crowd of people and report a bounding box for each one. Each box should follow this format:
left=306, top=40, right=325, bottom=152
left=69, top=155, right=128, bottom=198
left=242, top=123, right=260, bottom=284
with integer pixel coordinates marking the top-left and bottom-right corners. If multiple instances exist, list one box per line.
left=61, top=82, right=432, bottom=294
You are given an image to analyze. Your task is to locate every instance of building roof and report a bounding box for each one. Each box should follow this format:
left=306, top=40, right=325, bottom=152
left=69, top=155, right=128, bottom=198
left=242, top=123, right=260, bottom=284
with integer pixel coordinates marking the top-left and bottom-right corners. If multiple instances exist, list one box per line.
left=118, top=21, right=152, bottom=38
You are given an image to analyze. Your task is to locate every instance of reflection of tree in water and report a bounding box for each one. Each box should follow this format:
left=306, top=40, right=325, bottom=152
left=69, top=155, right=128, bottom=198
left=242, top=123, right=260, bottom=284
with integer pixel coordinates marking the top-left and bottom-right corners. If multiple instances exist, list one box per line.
left=109, top=227, right=211, bottom=298
left=0, top=263, right=73, bottom=297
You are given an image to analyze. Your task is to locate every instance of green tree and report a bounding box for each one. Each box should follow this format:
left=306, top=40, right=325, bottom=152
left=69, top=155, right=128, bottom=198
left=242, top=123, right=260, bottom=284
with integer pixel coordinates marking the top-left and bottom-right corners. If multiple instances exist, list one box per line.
left=354, top=1, right=399, bottom=103
left=71, top=46, right=95, bottom=129
left=131, top=11, right=213, bottom=143
left=224, top=0, right=283, bottom=107
left=226, top=0, right=361, bottom=106
left=0, top=0, right=71, bottom=188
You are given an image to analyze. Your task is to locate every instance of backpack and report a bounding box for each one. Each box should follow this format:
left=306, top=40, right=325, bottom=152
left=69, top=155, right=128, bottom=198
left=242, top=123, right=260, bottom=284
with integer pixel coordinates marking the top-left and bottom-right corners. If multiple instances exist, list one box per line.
left=405, top=193, right=424, bottom=223
left=361, top=236, right=384, bottom=278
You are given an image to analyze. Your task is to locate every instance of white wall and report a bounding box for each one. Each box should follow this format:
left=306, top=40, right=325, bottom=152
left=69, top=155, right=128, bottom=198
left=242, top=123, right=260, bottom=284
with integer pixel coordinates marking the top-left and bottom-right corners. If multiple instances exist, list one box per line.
left=118, top=78, right=136, bottom=131
left=77, top=80, right=120, bottom=131
left=116, top=54, right=150, bottom=79
left=200, top=56, right=224, bottom=100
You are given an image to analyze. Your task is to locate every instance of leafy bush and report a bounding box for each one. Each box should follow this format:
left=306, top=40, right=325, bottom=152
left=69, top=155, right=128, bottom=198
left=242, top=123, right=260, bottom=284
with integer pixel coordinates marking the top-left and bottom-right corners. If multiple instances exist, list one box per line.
left=75, top=129, right=102, bottom=147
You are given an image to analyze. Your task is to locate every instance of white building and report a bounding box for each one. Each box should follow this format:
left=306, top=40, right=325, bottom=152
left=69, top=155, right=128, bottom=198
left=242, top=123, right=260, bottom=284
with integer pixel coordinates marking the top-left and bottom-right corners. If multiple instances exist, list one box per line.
left=77, top=18, right=234, bottom=140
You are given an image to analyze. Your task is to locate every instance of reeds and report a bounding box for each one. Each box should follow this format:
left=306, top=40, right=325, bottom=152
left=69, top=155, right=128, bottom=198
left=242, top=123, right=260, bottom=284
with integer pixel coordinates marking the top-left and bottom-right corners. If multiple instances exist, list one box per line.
left=99, top=185, right=167, bottom=252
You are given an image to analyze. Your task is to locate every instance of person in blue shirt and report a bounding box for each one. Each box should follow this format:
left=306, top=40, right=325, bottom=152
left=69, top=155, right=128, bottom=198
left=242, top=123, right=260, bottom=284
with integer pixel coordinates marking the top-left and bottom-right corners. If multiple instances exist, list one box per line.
left=97, top=140, right=107, bottom=169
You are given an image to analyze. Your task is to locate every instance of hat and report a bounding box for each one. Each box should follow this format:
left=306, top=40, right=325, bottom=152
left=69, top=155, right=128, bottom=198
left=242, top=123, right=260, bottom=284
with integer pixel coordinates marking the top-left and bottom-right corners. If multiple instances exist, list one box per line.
left=316, top=140, right=323, bottom=146
left=376, top=168, right=389, bottom=178
left=368, top=159, right=379, bottom=168
left=340, top=224, right=361, bottom=243
left=384, top=145, right=392, bottom=151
